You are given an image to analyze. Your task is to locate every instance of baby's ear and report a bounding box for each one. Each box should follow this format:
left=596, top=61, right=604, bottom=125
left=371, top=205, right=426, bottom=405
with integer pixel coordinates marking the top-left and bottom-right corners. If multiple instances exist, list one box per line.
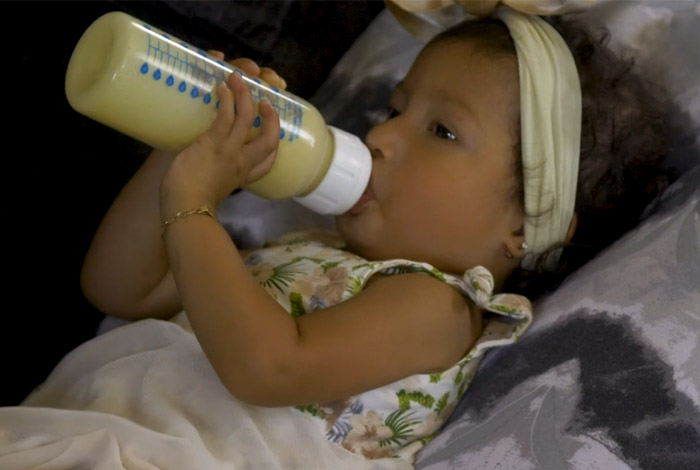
left=504, top=226, right=526, bottom=260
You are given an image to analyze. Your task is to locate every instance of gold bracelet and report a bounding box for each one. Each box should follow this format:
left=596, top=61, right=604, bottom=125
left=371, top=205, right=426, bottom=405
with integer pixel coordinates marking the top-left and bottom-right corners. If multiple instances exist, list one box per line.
left=162, top=206, right=217, bottom=238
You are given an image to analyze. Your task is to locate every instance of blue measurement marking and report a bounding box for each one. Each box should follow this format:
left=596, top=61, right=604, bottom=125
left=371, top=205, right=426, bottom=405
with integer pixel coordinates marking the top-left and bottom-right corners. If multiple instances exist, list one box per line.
left=192, top=57, right=201, bottom=89
left=165, top=37, right=171, bottom=70
left=139, top=26, right=235, bottom=108
left=157, top=38, right=164, bottom=66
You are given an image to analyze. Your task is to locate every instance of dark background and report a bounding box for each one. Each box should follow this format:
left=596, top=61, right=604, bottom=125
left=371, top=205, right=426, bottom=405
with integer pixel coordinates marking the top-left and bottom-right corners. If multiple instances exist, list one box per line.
left=2, top=0, right=385, bottom=405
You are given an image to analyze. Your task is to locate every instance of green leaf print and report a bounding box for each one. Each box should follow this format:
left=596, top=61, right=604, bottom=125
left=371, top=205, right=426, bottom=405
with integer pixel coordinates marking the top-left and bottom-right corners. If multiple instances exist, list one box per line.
left=289, top=292, right=306, bottom=318
left=458, top=380, right=468, bottom=399
left=453, top=359, right=472, bottom=385
left=320, top=261, right=343, bottom=273
left=261, top=261, right=305, bottom=293
left=346, top=276, right=364, bottom=296
left=351, top=263, right=376, bottom=271
left=397, top=389, right=435, bottom=411
left=429, top=372, right=442, bottom=384
left=434, top=392, right=450, bottom=415
left=379, top=409, right=421, bottom=448
left=382, top=265, right=426, bottom=276
left=382, top=265, right=446, bottom=282
left=290, top=256, right=324, bottom=265
left=461, top=349, right=477, bottom=364
left=489, top=304, right=520, bottom=314
left=295, top=404, right=326, bottom=419
left=428, top=267, right=446, bottom=282
left=512, top=321, right=529, bottom=341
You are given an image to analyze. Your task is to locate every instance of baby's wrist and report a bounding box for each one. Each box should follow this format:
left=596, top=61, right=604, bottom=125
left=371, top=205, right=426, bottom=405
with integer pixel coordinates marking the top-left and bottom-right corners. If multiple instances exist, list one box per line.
left=159, top=187, right=217, bottom=226
left=161, top=206, right=217, bottom=239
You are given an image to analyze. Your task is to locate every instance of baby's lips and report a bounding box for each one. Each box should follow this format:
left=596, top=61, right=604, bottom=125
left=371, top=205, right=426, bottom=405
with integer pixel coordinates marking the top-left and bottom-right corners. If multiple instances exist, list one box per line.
left=347, top=180, right=376, bottom=215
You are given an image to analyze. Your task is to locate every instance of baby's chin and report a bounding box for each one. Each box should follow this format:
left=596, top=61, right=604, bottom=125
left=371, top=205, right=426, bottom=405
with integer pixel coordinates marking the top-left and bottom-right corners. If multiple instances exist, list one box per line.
left=334, top=216, right=358, bottom=247
left=334, top=216, right=377, bottom=260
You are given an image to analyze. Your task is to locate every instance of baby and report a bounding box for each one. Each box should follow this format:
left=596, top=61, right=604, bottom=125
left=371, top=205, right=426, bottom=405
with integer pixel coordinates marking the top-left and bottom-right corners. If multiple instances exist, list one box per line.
left=3, top=6, right=671, bottom=467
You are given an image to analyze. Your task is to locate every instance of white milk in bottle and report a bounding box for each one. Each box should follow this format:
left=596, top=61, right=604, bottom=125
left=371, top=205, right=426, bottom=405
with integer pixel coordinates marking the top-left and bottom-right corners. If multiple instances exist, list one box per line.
left=65, top=11, right=371, bottom=214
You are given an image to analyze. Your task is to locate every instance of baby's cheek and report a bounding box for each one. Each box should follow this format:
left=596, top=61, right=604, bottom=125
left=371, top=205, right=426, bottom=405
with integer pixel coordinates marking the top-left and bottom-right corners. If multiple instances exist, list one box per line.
left=406, top=184, right=449, bottom=213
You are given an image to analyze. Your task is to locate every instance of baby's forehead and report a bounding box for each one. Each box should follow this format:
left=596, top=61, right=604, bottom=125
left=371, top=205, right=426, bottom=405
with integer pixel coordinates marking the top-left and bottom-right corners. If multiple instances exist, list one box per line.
left=395, top=40, right=520, bottom=128
left=414, top=38, right=516, bottom=76
left=401, top=40, right=518, bottom=95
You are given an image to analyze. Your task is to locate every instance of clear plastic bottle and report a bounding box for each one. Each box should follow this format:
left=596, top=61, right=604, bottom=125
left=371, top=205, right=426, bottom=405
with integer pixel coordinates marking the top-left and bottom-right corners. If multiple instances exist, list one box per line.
left=65, top=11, right=371, bottom=215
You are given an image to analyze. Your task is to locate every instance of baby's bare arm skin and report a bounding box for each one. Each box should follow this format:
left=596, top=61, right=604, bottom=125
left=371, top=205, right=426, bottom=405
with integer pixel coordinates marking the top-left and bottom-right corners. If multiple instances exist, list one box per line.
left=80, top=53, right=286, bottom=320
left=81, top=146, right=179, bottom=320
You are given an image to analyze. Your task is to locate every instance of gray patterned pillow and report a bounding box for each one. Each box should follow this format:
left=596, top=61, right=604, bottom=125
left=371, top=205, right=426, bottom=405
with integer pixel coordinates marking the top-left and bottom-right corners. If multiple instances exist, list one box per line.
left=415, top=164, right=700, bottom=469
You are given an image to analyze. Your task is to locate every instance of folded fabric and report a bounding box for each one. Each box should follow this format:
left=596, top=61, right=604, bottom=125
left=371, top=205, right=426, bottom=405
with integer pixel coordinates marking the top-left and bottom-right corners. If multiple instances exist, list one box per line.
left=0, top=320, right=410, bottom=470
left=385, top=0, right=607, bottom=41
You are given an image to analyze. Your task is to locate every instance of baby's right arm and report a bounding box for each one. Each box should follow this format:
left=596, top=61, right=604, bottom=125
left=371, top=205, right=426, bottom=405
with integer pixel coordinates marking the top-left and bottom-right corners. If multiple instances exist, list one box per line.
left=80, top=54, right=285, bottom=320
left=81, top=146, right=180, bottom=320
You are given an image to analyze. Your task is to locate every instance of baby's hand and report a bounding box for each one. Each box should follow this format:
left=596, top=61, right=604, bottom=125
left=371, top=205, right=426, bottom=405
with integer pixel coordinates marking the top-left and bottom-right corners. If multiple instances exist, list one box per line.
left=211, top=51, right=288, bottom=90
left=160, top=54, right=281, bottom=218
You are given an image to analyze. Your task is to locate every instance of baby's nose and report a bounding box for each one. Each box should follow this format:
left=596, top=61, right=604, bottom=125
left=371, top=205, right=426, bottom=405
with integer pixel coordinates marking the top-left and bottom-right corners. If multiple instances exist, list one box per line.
left=365, top=124, right=398, bottom=162
left=370, top=147, right=385, bottom=160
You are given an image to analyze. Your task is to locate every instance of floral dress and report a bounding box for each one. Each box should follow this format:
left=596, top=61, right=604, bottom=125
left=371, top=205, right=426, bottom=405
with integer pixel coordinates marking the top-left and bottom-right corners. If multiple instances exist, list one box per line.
left=179, top=230, right=532, bottom=461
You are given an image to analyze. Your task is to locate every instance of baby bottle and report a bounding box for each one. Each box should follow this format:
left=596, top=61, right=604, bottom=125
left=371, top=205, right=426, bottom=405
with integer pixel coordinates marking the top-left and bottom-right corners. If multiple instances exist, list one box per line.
left=65, top=11, right=371, bottom=215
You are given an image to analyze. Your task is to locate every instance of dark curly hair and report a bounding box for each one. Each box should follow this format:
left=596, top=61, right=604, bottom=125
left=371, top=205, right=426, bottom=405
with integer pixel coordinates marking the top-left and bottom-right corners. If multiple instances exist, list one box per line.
left=429, top=16, right=673, bottom=300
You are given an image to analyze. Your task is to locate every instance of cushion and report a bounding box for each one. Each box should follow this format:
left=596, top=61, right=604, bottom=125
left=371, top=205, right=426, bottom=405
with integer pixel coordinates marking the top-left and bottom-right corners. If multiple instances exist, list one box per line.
left=415, top=163, right=700, bottom=469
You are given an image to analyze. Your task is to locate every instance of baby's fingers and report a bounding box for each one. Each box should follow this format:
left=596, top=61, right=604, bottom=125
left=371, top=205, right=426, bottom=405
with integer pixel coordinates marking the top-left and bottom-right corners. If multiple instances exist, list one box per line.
left=242, top=99, right=280, bottom=183
left=207, top=81, right=235, bottom=143
left=207, top=49, right=225, bottom=60
left=259, top=67, right=287, bottom=90
left=228, top=57, right=261, bottom=77
left=226, top=73, right=256, bottom=148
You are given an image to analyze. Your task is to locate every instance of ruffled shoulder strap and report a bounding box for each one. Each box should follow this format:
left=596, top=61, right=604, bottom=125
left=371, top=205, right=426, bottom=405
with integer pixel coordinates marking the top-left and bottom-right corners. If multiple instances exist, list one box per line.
left=461, top=265, right=533, bottom=346
left=370, top=259, right=532, bottom=332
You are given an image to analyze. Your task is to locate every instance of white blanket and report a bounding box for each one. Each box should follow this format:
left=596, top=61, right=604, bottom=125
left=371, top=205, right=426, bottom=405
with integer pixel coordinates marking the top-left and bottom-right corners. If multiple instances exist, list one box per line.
left=0, top=319, right=411, bottom=470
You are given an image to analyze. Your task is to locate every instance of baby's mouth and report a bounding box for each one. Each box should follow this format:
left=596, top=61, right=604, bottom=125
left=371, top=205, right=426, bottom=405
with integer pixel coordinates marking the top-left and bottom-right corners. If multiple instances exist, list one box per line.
left=347, top=180, right=376, bottom=215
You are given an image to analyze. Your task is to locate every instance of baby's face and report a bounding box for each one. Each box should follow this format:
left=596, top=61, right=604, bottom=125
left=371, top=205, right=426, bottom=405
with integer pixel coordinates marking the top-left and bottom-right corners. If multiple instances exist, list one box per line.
left=336, top=39, right=524, bottom=277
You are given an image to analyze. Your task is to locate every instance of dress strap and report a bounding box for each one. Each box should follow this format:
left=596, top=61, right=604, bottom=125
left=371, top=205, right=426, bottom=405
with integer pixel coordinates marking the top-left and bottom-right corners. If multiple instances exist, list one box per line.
left=462, top=266, right=533, bottom=320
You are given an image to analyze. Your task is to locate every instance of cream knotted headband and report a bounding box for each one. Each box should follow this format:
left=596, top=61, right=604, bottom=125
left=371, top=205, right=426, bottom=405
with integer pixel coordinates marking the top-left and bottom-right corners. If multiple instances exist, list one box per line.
left=386, top=1, right=583, bottom=270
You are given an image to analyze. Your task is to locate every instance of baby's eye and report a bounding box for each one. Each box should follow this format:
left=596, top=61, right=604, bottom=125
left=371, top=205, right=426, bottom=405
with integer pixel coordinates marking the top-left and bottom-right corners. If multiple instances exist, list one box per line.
left=431, top=123, right=457, bottom=141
